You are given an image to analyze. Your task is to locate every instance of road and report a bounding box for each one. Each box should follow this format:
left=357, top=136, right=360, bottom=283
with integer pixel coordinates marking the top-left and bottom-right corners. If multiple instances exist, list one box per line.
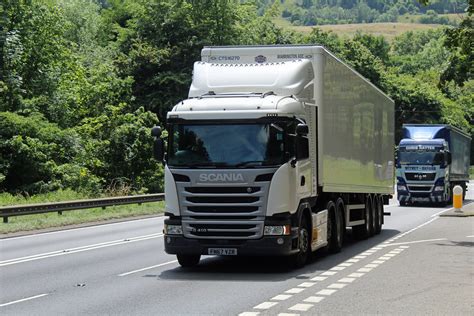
left=1, top=182, right=473, bottom=315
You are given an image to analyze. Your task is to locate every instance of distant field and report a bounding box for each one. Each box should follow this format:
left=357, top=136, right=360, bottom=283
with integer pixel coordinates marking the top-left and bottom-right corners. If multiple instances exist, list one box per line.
left=284, top=22, right=444, bottom=40
left=273, top=16, right=452, bottom=40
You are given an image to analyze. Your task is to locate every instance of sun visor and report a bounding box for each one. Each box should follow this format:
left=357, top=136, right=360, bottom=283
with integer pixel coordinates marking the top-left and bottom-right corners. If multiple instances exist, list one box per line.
left=189, top=59, right=314, bottom=98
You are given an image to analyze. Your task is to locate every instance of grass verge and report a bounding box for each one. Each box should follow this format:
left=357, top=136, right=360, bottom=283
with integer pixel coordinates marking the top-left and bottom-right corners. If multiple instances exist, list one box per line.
left=0, top=190, right=165, bottom=235
left=470, top=166, right=474, bottom=180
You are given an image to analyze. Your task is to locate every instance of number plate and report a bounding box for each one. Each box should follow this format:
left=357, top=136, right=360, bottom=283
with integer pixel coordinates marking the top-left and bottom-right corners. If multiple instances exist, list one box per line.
left=208, top=248, right=237, bottom=256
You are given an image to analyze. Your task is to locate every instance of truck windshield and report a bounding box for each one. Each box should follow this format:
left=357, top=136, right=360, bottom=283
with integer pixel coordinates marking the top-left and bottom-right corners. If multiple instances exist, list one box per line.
left=167, top=123, right=289, bottom=168
left=398, top=150, right=444, bottom=165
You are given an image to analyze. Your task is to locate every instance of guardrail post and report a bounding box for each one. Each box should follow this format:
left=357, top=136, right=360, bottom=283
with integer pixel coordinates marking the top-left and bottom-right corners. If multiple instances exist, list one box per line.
left=3, top=216, right=8, bottom=223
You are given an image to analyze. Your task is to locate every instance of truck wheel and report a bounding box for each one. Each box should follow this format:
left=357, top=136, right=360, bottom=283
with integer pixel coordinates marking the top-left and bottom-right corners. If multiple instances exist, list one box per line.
left=289, top=215, right=310, bottom=269
left=374, top=195, right=383, bottom=235
left=327, top=200, right=343, bottom=253
left=177, top=254, right=201, bottom=267
left=399, top=200, right=407, bottom=207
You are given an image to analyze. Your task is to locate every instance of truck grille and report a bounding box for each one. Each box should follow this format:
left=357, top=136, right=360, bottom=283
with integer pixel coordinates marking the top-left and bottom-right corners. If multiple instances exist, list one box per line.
left=405, top=173, right=436, bottom=181
left=408, top=185, right=433, bottom=192
left=174, top=170, right=274, bottom=239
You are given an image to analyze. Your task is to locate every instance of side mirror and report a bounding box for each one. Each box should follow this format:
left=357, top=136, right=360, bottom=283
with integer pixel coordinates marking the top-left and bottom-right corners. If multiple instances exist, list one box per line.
left=151, top=126, right=164, bottom=162
left=296, top=123, right=309, bottom=136
left=151, top=126, right=162, bottom=137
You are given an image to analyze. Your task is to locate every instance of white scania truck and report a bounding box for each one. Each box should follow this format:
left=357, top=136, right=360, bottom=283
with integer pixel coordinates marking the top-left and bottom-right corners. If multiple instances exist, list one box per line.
left=152, top=45, right=394, bottom=268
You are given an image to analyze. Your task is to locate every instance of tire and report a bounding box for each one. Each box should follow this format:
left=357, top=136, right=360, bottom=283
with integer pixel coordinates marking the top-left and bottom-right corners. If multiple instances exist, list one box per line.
left=399, top=200, right=407, bottom=207
left=177, top=254, right=201, bottom=267
left=289, top=214, right=310, bottom=269
left=374, top=195, right=383, bottom=235
left=326, top=200, right=343, bottom=253
left=353, top=195, right=372, bottom=240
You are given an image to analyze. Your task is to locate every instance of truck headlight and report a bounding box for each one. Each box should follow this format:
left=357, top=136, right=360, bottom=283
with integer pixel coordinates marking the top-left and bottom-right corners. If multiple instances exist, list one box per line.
left=434, top=186, right=444, bottom=192
left=397, top=185, right=407, bottom=191
left=264, top=225, right=291, bottom=236
left=164, top=224, right=183, bottom=235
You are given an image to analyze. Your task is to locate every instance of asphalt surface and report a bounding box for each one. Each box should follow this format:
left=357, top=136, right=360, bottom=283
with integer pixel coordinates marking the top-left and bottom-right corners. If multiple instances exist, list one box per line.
left=1, top=182, right=473, bottom=315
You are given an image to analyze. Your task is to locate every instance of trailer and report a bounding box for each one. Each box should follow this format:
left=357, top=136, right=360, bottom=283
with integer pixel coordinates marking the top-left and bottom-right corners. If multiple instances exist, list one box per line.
left=152, top=45, right=395, bottom=268
left=396, top=124, right=471, bottom=205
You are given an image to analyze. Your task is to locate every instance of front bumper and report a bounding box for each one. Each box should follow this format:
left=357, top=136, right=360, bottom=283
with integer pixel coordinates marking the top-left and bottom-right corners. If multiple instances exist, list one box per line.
left=164, top=234, right=297, bottom=256
left=164, top=214, right=299, bottom=256
left=398, top=190, right=444, bottom=203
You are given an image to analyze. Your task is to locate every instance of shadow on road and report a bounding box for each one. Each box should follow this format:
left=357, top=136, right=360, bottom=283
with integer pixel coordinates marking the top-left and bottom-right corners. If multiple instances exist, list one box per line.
left=155, top=228, right=401, bottom=281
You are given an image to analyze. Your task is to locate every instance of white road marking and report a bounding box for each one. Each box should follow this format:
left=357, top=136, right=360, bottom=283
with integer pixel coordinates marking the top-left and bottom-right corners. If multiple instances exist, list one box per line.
left=431, top=208, right=453, bottom=217
left=285, top=288, right=305, bottom=294
left=399, top=246, right=410, bottom=249
left=330, top=266, right=346, bottom=271
left=0, top=293, right=48, bottom=307
left=338, top=263, right=352, bottom=267
left=372, top=260, right=384, bottom=264
left=254, top=302, right=278, bottom=310
left=239, top=312, right=260, bottom=316
left=354, top=255, right=366, bottom=259
left=303, top=296, right=325, bottom=303
left=384, top=253, right=397, bottom=257
left=316, top=289, right=337, bottom=296
left=365, top=264, right=379, bottom=268
left=311, top=276, right=328, bottom=281
left=278, top=313, right=299, bottom=316
left=348, top=272, right=365, bottom=278
left=1, top=233, right=164, bottom=267
left=467, top=235, right=474, bottom=238
left=357, top=268, right=372, bottom=273
left=338, top=277, right=355, bottom=283
left=346, top=258, right=359, bottom=263
left=298, top=282, right=315, bottom=288
left=289, top=303, right=313, bottom=311
left=382, top=238, right=447, bottom=247
left=321, top=271, right=337, bottom=276
left=271, top=294, right=292, bottom=301
left=0, top=216, right=162, bottom=241
left=328, top=283, right=347, bottom=289
left=118, top=260, right=178, bottom=276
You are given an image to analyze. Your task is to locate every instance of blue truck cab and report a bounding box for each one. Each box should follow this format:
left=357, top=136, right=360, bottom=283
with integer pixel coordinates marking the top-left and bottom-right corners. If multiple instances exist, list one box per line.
left=396, top=124, right=471, bottom=206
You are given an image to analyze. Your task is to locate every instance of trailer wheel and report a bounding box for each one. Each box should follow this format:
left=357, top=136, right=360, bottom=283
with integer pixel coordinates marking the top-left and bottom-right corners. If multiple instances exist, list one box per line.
left=327, top=200, right=343, bottom=253
left=289, top=215, right=310, bottom=269
left=374, top=195, right=383, bottom=234
left=177, top=254, right=201, bottom=267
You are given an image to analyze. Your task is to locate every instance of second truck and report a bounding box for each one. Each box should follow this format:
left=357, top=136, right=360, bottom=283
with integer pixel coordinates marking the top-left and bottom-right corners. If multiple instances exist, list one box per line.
left=396, top=124, right=471, bottom=206
left=152, top=45, right=395, bottom=268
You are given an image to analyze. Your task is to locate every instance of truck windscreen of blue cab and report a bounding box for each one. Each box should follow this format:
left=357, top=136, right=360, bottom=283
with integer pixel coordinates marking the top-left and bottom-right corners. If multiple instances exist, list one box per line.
left=167, top=123, right=291, bottom=168
left=398, top=148, right=445, bottom=165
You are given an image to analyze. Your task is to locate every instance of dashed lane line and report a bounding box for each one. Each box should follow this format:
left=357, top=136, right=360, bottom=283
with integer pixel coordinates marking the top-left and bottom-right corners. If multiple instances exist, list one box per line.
left=239, top=243, right=413, bottom=315
left=289, top=303, right=314, bottom=312
left=0, top=293, right=49, bottom=307
left=253, top=302, right=278, bottom=310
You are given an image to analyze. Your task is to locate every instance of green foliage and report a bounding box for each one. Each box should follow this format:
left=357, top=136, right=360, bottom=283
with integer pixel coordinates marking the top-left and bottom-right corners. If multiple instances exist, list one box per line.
left=0, top=0, right=472, bottom=197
